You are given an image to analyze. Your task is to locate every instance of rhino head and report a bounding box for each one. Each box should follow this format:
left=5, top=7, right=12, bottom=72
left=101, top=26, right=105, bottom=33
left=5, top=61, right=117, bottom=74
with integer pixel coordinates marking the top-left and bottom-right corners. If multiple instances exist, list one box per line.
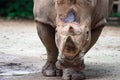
left=55, top=0, right=97, bottom=69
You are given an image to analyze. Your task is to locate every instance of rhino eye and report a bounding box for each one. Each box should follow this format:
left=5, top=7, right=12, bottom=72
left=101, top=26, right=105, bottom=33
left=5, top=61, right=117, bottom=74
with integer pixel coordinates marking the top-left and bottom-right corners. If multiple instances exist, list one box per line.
left=86, top=31, right=89, bottom=40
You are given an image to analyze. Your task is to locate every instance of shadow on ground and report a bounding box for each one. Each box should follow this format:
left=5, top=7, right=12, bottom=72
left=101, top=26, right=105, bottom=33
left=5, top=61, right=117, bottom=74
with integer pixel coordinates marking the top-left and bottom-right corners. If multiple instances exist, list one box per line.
left=1, top=62, right=118, bottom=80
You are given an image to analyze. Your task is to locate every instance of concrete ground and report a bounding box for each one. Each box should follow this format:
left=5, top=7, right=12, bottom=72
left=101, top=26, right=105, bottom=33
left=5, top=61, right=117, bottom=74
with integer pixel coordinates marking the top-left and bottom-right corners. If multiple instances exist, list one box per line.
left=0, top=19, right=120, bottom=80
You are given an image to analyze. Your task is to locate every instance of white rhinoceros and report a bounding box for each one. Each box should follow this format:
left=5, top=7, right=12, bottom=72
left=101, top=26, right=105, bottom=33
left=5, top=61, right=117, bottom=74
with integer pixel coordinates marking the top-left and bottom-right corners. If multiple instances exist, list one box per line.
left=33, top=0, right=114, bottom=80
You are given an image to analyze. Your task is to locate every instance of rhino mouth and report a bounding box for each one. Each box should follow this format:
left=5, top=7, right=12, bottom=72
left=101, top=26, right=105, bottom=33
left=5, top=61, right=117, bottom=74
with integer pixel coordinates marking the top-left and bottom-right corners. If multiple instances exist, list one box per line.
left=57, top=51, right=84, bottom=69
left=62, top=36, right=79, bottom=59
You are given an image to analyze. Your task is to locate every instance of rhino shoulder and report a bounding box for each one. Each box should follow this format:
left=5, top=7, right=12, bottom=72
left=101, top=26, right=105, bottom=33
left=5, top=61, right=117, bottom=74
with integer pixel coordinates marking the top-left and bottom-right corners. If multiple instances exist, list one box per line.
left=33, top=0, right=56, bottom=27
left=91, top=0, right=114, bottom=29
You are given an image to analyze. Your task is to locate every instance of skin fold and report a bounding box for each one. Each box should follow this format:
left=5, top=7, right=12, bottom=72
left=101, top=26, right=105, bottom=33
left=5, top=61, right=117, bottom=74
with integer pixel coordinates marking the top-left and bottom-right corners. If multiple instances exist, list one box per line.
left=33, top=0, right=114, bottom=80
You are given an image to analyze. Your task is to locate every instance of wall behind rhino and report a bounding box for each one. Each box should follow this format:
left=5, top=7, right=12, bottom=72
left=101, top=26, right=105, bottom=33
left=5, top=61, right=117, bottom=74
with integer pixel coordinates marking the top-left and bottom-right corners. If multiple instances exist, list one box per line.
left=110, top=0, right=120, bottom=17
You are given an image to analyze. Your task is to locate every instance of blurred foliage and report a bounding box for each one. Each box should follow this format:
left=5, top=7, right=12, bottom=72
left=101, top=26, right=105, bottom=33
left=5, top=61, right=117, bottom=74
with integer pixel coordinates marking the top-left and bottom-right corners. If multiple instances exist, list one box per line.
left=0, top=0, right=120, bottom=19
left=110, top=12, right=120, bottom=18
left=0, top=0, right=33, bottom=19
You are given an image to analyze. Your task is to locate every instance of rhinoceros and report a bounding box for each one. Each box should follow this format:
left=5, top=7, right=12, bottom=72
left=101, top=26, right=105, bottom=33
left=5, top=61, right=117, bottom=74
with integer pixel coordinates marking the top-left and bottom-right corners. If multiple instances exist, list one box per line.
left=33, top=0, right=114, bottom=80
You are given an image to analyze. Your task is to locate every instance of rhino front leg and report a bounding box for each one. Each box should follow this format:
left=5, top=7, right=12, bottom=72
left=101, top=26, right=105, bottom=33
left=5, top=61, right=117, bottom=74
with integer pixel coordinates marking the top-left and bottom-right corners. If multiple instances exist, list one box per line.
left=36, top=22, right=62, bottom=77
left=62, top=68, right=85, bottom=80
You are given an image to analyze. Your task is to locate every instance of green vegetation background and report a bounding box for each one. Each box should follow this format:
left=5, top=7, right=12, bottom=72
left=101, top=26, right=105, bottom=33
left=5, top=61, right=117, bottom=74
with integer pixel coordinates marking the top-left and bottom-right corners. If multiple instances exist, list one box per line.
left=0, top=0, right=120, bottom=19
left=0, top=0, right=33, bottom=19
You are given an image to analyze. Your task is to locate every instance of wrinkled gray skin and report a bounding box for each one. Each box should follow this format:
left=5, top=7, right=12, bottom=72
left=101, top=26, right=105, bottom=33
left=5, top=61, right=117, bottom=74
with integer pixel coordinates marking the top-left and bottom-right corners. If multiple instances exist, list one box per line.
left=33, top=0, right=113, bottom=80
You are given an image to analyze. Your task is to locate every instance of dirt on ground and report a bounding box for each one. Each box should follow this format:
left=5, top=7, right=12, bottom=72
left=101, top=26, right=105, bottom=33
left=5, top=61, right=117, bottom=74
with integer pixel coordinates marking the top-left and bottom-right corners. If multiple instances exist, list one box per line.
left=0, top=19, right=120, bottom=80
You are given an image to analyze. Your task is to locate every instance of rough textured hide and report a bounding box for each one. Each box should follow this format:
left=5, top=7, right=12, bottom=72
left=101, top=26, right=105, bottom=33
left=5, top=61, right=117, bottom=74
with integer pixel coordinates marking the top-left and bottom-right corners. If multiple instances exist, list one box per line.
left=34, top=0, right=113, bottom=29
left=34, top=0, right=114, bottom=80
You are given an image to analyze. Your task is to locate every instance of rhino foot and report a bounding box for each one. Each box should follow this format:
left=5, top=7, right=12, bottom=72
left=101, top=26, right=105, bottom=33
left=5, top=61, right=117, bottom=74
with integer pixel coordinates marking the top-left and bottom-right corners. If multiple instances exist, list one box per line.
left=42, top=61, right=62, bottom=77
left=62, top=68, right=85, bottom=80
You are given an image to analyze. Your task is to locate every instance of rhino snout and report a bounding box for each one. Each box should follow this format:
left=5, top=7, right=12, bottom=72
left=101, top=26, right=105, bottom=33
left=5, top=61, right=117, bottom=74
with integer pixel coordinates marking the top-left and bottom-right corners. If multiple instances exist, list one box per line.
left=62, top=36, right=78, bottom=58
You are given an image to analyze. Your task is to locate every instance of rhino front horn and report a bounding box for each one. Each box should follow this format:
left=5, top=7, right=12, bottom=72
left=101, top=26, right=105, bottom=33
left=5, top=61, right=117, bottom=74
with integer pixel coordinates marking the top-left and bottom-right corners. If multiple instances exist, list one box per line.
left=62, top=36, right=78, bottom=58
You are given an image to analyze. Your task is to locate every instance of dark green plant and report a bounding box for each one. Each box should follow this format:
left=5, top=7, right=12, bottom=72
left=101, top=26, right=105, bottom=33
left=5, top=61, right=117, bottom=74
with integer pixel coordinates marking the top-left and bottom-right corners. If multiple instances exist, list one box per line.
left=0, top=0, right=33, bottom=19
left=0, top=0, right=120, bottom=19
left=110, top=12, right=120, bottom=18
